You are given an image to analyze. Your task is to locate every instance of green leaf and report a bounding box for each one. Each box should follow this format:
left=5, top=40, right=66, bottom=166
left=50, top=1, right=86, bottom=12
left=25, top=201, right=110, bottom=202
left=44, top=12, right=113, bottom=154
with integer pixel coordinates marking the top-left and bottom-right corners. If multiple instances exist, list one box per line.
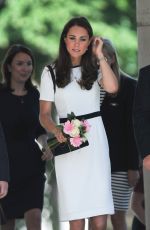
left=67, top=112, right=76, bottom=121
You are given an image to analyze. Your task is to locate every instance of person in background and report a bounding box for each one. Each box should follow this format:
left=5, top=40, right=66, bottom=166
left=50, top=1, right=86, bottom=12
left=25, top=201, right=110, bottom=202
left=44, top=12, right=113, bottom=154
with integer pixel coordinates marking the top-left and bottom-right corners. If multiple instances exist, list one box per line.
left=133, top=65, right=150, bottom=170
left=131, top=166, right=145, bottom=230
left=133, top=64, right=150, bottom=230
left=0, top=122, right=9, bottom=199
left=97, top=38, right=139, bottom=230
left=0, top=44, right=52, bottom=230
left=0, top=122, right=9, bottom=225
left=39, top=16, right=118, bottom=230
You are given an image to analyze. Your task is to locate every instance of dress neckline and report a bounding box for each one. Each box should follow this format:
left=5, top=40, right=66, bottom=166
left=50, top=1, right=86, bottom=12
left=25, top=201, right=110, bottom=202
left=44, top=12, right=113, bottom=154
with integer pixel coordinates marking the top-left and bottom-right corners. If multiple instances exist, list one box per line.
left=10, top=91, right=28, bottom=104
left=72, top=65, right=81, bottom=68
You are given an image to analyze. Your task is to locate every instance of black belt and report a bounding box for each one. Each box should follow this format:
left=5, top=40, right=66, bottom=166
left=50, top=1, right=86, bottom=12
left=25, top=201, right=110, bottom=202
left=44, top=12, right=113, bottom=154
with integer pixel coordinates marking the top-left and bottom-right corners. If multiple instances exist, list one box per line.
left=59, top=111, right=101, bottom=123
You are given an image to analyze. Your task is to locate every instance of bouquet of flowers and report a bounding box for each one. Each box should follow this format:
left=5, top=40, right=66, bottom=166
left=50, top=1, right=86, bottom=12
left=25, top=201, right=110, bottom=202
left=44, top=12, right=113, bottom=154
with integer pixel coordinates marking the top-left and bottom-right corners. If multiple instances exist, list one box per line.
left=47, top=112, right=91, bottom=156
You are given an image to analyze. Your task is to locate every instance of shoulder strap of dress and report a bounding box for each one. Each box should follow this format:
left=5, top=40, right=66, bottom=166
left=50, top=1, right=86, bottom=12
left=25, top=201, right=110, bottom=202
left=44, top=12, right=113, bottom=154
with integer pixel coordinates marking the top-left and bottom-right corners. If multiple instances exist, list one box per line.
left=47, top=65, right=56, bottom=93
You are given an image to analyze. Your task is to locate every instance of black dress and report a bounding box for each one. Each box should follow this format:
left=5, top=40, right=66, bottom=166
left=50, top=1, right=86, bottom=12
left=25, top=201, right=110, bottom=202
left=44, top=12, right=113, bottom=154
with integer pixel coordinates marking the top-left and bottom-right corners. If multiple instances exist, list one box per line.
left=101, top=74, right=139, bottom=172
left=0, top=87, right=46, bottom=219
left=0, top=122, right=9, bottom=182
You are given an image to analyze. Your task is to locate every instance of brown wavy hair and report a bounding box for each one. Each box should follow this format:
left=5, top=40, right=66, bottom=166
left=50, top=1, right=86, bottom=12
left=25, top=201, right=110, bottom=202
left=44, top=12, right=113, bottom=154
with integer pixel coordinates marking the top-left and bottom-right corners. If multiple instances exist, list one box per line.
left=1, top=44, right=35, bottom=91
left=54, top=16, right=97, bottom=90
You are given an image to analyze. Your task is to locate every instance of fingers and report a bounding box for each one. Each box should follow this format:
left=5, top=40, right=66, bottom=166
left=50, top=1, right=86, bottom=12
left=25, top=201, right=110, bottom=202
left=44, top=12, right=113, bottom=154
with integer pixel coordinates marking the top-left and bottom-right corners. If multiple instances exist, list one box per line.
left=56, top=133, right=64, bottom=142
left=92, top=36, right=104, bottom=59
left=0, top=192, right=7, bottom=199
left=143, top=155, right=150, bottom=170
left=93, top=36, right=103, bottom=46
left=128, top=179, right=137, bottom=187
left=41, top=146, right=53, bottom=161
left=54, top=129, right=66, bottom=143
left=0, top=182, right=8, bottom=198
left=128, top=171, right=140, bottom=187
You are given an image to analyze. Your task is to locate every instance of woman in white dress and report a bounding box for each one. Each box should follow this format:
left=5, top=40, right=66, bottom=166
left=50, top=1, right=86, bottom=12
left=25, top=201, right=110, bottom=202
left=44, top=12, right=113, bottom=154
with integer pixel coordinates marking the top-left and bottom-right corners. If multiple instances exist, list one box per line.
left=39, top=16, right=118, bottom=230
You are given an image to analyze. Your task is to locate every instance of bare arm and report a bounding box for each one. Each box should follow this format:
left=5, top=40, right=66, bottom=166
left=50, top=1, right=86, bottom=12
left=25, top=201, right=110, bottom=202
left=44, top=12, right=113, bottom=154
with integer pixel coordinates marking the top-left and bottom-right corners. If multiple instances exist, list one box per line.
left=131, top=192, right=145, bottom=225
left=143, top=155, right=150, bottom=170
left=0, top=181, right=8, bottom=199
left=92, top=37, right=118, bottom=93
left=39, top=100, right=66, bottom=143
left=128, top=170, right=140, bottom=187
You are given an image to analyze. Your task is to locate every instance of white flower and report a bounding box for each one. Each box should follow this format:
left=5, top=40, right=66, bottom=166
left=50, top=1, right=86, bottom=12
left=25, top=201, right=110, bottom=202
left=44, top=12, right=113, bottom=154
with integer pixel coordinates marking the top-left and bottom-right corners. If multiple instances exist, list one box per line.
left=70, top=126, right=80, bottom=137
left=72, top=119, right=81, bottom=128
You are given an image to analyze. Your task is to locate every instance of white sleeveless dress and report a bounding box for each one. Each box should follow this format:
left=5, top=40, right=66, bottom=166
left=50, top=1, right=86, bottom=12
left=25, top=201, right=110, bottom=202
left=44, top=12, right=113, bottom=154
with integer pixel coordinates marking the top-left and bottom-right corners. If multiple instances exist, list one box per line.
left=40, top=66, right=114, bottom=221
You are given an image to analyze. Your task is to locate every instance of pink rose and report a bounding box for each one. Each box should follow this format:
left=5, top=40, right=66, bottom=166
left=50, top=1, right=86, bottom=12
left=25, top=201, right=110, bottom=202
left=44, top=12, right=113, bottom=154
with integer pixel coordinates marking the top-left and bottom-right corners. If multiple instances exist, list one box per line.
left=63, top=121, right=74, bottom=134
left=70, top=136, right=82, bottom=147
left=81, top=120, right=91, bottom=132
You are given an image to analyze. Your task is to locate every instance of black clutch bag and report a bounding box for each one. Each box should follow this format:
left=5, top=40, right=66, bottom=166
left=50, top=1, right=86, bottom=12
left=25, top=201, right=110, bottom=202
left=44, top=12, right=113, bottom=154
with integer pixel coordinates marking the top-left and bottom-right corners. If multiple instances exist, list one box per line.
left=48, top=137, right=89, bottom=157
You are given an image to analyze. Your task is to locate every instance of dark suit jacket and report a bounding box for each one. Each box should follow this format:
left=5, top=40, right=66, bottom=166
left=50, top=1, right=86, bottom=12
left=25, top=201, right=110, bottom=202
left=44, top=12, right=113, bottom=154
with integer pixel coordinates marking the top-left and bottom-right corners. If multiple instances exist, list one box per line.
left=0, top=122, right=9, bottom=182
left=101, top=73, right=139, bottom=172
left=133, top=65, right=150, bottom=159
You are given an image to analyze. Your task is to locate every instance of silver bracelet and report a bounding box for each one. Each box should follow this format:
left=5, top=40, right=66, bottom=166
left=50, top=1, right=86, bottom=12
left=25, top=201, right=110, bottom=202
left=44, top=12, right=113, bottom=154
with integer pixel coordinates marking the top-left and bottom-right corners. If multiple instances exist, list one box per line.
left=97, top=56, right=107, bottom=64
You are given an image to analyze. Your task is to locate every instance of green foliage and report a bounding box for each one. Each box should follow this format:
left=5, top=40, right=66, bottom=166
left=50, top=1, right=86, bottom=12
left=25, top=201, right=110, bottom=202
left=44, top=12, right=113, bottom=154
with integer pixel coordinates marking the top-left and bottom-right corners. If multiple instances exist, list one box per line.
left=0, top=1, right=138, bottom=229
left=0, top=0, right=138, bottom=81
